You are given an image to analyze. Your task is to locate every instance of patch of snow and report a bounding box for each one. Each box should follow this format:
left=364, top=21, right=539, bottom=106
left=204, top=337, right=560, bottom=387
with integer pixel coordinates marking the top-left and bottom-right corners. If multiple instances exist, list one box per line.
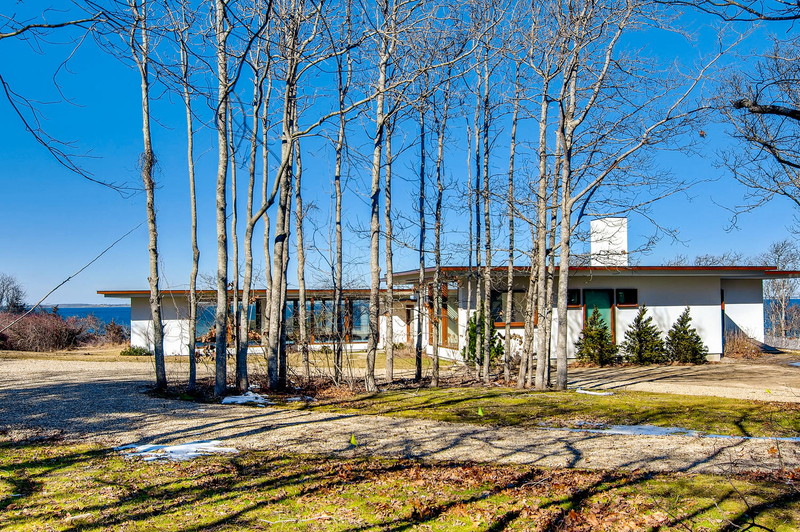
left=285, top=396, right=316, bottom=402
left=576, top=388, right=613, bottom=396
left=221, top=391, right=274, bottom=405
left=118, top=440, right=239, bottom=461
left=790, top=362, right=800, bottom=367
left=590, top=425, right=700, bottom=437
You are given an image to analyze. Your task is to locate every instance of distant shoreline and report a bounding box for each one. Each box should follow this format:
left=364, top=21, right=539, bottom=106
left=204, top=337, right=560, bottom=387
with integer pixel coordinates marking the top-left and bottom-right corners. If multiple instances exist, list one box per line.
left=40, top=304, right=131, bottom=309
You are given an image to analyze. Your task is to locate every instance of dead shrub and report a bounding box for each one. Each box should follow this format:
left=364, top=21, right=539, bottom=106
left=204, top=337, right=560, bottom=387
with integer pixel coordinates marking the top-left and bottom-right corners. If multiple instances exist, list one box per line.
left=723, top=330, right=762, bottom=358
left=0, top=311, right=127, bottom=352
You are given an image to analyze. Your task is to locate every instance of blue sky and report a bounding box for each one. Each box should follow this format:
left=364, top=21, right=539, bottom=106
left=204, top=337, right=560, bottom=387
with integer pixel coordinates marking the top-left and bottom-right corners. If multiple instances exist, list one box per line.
left=1, top=2, right=796, bottom=304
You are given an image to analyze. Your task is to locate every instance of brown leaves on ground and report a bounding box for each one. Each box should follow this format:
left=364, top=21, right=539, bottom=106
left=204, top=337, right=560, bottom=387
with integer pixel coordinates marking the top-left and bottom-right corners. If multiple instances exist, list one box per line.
left=5, top=441, right=797, bottom=531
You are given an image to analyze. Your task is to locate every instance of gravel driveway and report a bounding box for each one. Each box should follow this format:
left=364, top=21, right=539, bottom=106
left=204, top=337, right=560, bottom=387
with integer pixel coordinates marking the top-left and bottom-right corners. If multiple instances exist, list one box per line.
left=1, top=357, right=799, bottom=474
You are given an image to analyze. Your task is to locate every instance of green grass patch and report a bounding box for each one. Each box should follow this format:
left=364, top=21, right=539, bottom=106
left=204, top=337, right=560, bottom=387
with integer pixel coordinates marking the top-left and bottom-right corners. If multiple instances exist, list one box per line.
left=0, top=441, right=798, bottom=531
left=287, top=387, right=800, bottom=438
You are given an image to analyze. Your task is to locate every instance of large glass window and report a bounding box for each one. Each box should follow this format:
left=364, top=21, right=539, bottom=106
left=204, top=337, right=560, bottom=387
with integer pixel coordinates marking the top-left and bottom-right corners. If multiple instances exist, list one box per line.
left=349, top=299, right=370, bottom=342
left=490, top=290, right=527, bottom=324
left=428, top=283, right=459, bottom=348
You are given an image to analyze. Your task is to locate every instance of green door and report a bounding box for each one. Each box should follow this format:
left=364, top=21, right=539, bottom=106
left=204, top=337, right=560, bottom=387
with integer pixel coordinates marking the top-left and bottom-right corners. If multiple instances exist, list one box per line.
left=583, top=289, right=614, bottom=340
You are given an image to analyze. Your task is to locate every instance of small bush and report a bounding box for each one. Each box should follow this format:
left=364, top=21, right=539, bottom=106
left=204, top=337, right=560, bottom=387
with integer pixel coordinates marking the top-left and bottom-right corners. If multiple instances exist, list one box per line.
left=575, top=306, right=618, bottom=366
left=665, top=306, right=708, bottom=364
left=120, top=345, right=152, bottom=357
left=620, top=305, right=666, bottom=364
left=723, top=330, right=761, bottom=358
left=461, top=311, right=504, bottom=367
left=0, top=311, right=88, bottom=351
left=103, top=319, right=130, bottom=345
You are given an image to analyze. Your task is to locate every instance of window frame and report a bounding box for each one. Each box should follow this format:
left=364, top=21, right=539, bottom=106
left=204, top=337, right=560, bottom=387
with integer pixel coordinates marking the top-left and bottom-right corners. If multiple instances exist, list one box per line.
left=615, top=288, right=639, bottom=308
left=491, top=289, right=527, bottom=328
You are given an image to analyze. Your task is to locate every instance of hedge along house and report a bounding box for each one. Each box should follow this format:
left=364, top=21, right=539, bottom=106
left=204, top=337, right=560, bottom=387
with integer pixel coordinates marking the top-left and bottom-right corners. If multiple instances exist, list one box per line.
left=98, top=288, right=416, bottom=357
left=390, top=218, right=800, bottom=362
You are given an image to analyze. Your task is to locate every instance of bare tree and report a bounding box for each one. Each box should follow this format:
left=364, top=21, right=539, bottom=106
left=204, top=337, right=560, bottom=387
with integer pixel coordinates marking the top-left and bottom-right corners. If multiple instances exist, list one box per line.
left=213, top=0, right=232, bottom=396
left=719, top=38, right=800, bottom=227
left=384, top=111, right=396, bottom=382
left=294, top=138, right=311, bottom=381
left=757, top=240, right=800, bottom=338
left=169, top=1, right=199, bottom=391
left=127, top=0, right=166, bottom=390
left=0, top=274, right=26, bottom=314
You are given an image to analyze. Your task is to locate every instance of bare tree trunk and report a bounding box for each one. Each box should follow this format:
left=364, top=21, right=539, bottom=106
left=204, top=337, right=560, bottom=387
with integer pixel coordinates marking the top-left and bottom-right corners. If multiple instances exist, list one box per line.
left=432, top=75, right=450, bottom=388
left=333, top=116, right=344, bottom=383
left=261, top=78, right=273, bottom=365
left=518, top=229, right=537, bottom=389
left=294, top=139, right=310, bottom=382
left=542, top=144, right=562, bottom=388
left=534, top=80, right=552, bottom=391
left=333, top=11, right=352, bottom=384
left=237, top=37, right=269, bottom=393
left=466, top=124, right=473, bottom=357
left=384, top=115, right=395, bottom=383
left=279, top=175, right=291, bottom=387
left=131, top=0, right=166, bottom=391
left=416, top=105, right=426, bottom=383
left=481, top=45, right=492, bottom=385
left=554, top=78, right=576, bottom=391
left=472, top=69, right=483, bottom=376
left=229, top=105, right=241, bottom=381
left=364, top=1, right=395, bottom=392
left=213, top=0, right=230, bottom=397
left=504, top=62, right=520, bottom=385
left=175, top=5, right=197, bottom=392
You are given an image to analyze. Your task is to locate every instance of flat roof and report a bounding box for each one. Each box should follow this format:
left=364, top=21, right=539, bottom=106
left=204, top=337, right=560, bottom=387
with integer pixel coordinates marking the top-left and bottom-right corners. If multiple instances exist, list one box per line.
left=389, top=265, right=800, bottom=283
left=98, top=288, right=415, bottom=299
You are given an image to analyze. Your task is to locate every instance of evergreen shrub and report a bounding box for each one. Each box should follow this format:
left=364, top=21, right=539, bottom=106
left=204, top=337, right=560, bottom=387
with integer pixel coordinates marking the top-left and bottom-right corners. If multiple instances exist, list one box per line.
left=620, top=305, right=666, bottom=364
left=461, top=311, right=504, bottom=367
left=665, top=306, right=708, bottom=364
left=575, top=306, right=618, bottom=366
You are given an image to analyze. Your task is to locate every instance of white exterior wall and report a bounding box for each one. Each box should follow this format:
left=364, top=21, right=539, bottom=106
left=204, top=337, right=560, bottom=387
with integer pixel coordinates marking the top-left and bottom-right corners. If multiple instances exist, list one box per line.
left=721, top=279, right=765, bottom=342
left=456, top=274, right=729, bottom=359
left=566, top=275, right=724, bottom=356
left=130, top=296, right=191, bottom=356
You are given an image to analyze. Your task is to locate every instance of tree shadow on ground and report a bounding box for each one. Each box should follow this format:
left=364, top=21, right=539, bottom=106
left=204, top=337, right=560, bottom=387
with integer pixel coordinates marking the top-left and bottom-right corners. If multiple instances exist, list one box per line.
left=1, top=440, right=799, bottom=532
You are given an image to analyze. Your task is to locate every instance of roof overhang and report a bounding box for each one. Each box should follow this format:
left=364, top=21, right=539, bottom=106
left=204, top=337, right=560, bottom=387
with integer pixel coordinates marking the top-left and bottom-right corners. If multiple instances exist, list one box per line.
left=98, top=288, right=415, bottom=300
left=389, top=265, right=799, bottom=284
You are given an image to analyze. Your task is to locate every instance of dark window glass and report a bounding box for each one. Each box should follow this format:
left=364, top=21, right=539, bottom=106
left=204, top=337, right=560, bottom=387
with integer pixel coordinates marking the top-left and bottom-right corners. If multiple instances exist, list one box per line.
left=490, top=290, right=527, bottom=323
left=567, top=289, right=581, bottom=307
left=350, top=299, right=370, bottom=342
left=616, top=288, right=638, bottom=306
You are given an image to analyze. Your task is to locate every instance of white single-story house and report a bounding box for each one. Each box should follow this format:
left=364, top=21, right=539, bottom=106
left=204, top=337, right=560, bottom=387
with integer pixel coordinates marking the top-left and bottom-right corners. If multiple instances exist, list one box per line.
left=100, top=218, right=798, bottom=361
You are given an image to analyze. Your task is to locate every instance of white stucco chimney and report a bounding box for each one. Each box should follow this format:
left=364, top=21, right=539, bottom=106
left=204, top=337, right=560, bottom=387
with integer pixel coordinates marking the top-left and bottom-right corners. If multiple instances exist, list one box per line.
left=590, top=217, right=628, bottom=267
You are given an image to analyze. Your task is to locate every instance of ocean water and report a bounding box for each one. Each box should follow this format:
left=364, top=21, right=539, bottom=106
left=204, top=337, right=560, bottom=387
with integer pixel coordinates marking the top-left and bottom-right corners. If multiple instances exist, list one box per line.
left=49, top=307, right=131, bottom=327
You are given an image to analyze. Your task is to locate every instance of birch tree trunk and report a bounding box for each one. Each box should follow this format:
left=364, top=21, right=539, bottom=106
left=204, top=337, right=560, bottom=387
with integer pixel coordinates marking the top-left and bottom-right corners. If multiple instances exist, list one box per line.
left=213, top=0, right=231, bottom=397
left=504, top=62, right=520, bottom=385
left=294, top=139, right=310, bottom=382
left=175, top=5, right=197, bottom=392
left=415, top=105, right=426, bottom=384
left=432, top=75, right=451, bottom=388
left=481, top=45, right=492, bottom=384
left=384, top=114, right=395, bottom=383
left=229, top=105, right=241, bottom=375
left=534, top=80, right=552, bottom=391
left=237, top=33, right=270, bottom=393
left=472, top=68, right=483, bottom=375
left=130, top=0, right=166, bottom=391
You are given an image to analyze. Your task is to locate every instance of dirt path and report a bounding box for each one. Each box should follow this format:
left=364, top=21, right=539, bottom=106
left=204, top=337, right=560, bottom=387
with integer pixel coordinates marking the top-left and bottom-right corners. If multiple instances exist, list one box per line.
left=2, top=357, right=799, bottom=474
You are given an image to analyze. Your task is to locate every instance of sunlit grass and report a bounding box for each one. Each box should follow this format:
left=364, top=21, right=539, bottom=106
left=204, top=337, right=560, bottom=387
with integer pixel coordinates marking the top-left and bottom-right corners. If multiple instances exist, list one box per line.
left=1, top=441, right=798, bottom=531
left=288, top=386, right=800, bottom=438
